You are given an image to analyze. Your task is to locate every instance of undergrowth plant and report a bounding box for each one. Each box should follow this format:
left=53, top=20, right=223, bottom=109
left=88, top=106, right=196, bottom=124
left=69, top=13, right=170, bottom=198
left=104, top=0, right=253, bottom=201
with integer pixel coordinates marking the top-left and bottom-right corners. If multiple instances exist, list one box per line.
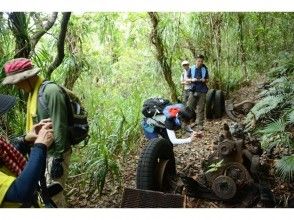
left=245, top=58, right=294, bottom=182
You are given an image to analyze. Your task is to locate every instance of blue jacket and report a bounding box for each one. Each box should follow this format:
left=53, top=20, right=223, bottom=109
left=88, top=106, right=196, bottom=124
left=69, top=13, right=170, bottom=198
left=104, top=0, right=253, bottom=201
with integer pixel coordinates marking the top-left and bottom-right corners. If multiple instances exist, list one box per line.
left=187, top=64, right=209, bottom=93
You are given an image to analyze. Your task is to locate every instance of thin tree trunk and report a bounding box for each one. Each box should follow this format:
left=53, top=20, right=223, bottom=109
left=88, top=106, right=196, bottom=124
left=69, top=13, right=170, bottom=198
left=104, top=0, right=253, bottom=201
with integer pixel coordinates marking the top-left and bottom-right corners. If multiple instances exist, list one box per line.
left=237, top=13, right=248, bottom=79
left=148, top=12, right=178, bottom=102
left=30, top=12, right=58, bottom=56
left=46, top=12, right=71, bottom=79
left=209, top=13, right=222, bottom=88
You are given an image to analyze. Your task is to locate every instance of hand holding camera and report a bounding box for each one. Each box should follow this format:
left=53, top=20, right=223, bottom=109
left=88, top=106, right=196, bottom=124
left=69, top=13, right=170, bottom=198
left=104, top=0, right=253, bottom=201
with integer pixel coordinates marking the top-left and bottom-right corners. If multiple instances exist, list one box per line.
left=25, top=118, right=52, bottom=142
left=35, top=122, right=54, bottom=148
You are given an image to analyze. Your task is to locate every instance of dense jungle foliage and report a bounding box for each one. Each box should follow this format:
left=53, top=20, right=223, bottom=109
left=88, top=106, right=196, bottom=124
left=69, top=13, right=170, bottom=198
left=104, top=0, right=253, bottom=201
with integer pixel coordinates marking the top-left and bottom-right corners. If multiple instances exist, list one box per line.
left=0, top=12, right=293, bottom=193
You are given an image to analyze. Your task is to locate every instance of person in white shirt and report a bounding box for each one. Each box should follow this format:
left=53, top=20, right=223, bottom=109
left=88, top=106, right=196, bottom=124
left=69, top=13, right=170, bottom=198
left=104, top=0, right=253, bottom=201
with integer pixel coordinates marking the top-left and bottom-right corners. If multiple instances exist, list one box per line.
left=180, top=60, right=191, bottom=105
left=142, top=105, right=203, bottom=145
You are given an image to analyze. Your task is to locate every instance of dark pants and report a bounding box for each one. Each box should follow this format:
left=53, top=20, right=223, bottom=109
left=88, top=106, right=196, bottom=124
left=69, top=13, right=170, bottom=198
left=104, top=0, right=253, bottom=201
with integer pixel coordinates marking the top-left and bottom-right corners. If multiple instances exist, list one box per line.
left=187, top=91, right=206, bottom=127
left=182, top=89, right=190, bottom=105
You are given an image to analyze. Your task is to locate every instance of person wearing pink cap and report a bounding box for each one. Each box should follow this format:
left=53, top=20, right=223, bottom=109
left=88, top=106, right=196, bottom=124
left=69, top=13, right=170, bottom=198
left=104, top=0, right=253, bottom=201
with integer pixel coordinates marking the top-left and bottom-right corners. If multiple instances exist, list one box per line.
left=2, top=58, right=71, bottom=207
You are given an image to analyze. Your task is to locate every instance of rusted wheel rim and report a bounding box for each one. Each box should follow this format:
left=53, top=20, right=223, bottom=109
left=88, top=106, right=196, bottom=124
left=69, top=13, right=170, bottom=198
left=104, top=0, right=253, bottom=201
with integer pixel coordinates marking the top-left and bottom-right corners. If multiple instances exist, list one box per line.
left=155, top=159, right=171, bottom=191
left=212, top=175, right=237, bottom=200
left=224, top=162, right=250, bottom=187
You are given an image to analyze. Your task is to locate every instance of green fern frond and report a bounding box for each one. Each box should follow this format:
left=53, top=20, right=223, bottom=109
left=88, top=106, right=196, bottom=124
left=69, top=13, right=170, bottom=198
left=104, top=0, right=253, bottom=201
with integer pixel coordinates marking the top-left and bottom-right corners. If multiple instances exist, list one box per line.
left=257, top=118, right=286, bottom=134
left=286, top=110, right=294, bottom=124
left=257, top=118, right=292, bottom=150
left=247, top=95, right=284, bottom=121
left=268, top=52, right=294, bottom=78
left=276, top=155, right=294, bottom=182
left=269, top=77, right=288, bottom=86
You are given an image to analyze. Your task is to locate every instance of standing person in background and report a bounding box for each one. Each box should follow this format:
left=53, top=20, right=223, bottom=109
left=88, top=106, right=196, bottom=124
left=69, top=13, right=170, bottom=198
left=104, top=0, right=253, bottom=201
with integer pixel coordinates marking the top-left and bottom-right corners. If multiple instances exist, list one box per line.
left=2, top=58, right=71, bottom=207
left=180, top=60, right=191, bottom=105
left=186, top=55, right=209, bottom=131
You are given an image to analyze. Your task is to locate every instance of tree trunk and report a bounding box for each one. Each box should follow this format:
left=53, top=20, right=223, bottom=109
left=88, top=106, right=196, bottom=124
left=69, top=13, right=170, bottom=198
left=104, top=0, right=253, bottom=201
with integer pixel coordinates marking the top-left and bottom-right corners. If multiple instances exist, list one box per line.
left=64, top=67, right=80, bottom=90
left=8, top=12, right=31, bottom=58
left=209, top=13, right=223, bottom=88
left=46, top=12, right=71, bottom=79
left=30, top=12, right=58, bottom=56
left=148, top=12, right=178, bottom=102
left=237, top=13, right=248, bottom=79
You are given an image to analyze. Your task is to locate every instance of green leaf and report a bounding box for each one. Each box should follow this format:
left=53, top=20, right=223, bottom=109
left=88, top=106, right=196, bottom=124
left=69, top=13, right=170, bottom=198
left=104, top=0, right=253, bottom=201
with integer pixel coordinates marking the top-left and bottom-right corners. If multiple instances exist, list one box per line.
left=205, top=160, right=224, bottom=174
left=276, top=155, right=294, bottom=182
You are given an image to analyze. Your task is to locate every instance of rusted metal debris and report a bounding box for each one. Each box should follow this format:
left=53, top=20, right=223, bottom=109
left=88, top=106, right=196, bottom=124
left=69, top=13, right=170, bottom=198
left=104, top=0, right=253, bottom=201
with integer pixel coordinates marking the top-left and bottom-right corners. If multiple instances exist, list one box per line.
left=181, top=122, right=275, bottom=207
left=121, top=188, right=184, bottom=208
left=225, top=99, right=255, bottom=122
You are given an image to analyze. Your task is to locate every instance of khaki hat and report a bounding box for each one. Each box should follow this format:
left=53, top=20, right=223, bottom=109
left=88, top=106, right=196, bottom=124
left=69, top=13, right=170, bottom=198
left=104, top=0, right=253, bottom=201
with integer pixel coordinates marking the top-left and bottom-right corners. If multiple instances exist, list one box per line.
left=181, top=60, right=189, bottom=66
left=2, top=58, right=40, bottom=85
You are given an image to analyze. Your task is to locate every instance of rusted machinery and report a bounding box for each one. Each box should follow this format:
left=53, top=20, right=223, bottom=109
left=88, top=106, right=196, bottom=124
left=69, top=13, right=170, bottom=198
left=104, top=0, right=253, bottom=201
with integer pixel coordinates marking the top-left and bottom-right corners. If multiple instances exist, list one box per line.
left=198, top=123, right=258, bottom=200
left=179, top=122, right=271, bottom=208
left=225, top=99, right=255, bottom=122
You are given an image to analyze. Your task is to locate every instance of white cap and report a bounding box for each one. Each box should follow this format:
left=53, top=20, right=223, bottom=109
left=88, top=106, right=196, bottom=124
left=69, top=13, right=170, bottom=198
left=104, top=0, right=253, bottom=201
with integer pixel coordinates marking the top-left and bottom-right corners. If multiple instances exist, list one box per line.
left=181, top=60, right=189, bottom=66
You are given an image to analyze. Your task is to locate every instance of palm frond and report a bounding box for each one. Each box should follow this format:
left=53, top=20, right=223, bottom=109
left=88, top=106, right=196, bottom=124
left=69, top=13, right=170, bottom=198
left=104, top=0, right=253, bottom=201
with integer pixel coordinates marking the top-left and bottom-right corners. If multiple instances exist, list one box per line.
left=246, top=95, right=284, bottom=121
left=257, top=118, right=286, bottom=134
left=276, top=155, right=294, bottom=182
left=286, top=110, right=294, bottom=124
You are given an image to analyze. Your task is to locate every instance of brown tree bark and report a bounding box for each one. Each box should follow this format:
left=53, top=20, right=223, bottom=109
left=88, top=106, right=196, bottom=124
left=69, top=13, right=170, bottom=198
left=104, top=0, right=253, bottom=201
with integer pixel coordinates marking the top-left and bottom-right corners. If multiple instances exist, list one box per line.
left=237, top=13, right=248, bottom=79
left=8, top=12, right=31, bottom=58
left=209, top=13, right=223, bottom=89
left=148, top=12, right=178, bottom=102
left=8, top=12, right=59, bottom=59
left=30, top=12, right=58, bottom=55
left=46, top=12, right=71, bottom=79
left=64, top=25, right=85, bottom=90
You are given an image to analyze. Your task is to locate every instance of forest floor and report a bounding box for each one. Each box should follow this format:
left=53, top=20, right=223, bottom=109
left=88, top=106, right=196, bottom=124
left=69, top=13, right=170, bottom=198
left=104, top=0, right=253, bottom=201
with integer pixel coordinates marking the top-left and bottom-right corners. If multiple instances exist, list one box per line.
left=65, top=77, right=292, bottom=208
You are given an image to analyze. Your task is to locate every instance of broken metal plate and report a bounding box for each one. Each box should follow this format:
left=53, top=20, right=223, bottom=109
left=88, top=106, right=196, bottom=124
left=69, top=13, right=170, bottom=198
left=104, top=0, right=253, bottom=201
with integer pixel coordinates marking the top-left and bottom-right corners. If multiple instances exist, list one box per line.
left=121, top=188, right=184, bottom=208
left=225, top=100, right=235, bottom=111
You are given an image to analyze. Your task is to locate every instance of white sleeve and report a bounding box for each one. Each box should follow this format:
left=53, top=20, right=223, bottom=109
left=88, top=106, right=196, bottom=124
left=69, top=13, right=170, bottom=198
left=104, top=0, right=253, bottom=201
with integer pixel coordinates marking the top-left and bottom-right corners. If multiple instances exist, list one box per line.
left=166, top=129, right=192, bottom=145
left=180, top=74, right=184, bottom=81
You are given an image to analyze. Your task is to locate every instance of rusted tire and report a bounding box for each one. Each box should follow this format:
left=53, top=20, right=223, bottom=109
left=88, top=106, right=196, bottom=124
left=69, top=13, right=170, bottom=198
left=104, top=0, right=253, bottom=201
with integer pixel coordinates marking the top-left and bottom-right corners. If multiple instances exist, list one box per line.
left=213, top=90, right=225, bottom=119
left=136, top=138, right=176, bottom=192
left=206, top=89, right=216, bottom=119
left=212, top=175, right=237, bottom=200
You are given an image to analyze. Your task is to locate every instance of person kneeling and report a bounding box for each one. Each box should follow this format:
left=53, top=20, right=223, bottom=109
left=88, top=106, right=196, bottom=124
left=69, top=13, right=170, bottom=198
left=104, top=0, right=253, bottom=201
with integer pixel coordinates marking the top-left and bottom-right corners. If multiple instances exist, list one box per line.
left=142, top=104, right=203, bottom=145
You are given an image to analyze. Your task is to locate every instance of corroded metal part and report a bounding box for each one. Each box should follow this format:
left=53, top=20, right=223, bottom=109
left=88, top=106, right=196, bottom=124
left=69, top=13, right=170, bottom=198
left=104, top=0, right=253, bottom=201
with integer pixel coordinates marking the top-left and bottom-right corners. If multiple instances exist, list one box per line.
left=218, top=140, right=235, bottom=156
left=225, top=100, right=241, bottom=122
left=224, top=162, right=252, bottom=188
left=121, top=188, right=184, bottom=208
left=212, top=175, right=237, bottom=200
left=225, top=99, right=255, bottom=122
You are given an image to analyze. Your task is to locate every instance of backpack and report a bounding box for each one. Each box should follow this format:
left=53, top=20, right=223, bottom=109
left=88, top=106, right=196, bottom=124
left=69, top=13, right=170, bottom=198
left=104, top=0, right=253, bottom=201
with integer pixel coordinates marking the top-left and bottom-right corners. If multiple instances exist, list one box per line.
left=38, top=81, right=89, bottom=145
left=142, top=97, right=171, bottom=118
